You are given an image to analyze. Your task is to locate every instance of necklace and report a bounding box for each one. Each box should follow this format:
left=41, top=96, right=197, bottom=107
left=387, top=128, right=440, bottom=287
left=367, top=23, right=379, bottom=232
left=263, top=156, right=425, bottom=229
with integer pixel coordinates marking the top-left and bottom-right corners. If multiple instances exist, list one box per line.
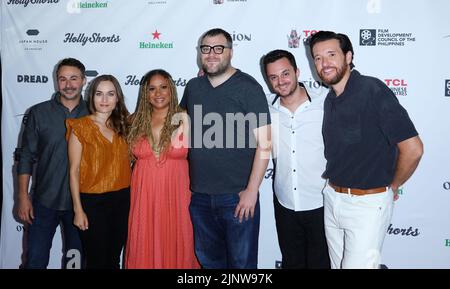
left=149, top=132, right=161, bottom=154
left=152, top=143, right=161, bottom=154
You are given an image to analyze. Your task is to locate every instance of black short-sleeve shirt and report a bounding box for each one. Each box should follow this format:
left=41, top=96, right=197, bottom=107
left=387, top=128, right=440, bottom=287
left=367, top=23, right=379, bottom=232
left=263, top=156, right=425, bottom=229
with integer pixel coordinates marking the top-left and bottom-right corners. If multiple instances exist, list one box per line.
left=180, top=69, right=270, bottom=195
left=322, top=70, right=418, bottom=189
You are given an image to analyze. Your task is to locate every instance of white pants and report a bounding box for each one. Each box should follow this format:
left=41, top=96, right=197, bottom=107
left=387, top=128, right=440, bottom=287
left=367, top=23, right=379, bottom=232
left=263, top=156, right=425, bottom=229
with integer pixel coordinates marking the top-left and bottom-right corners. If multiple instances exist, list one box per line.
left=323, top=183, right=394, bottom=269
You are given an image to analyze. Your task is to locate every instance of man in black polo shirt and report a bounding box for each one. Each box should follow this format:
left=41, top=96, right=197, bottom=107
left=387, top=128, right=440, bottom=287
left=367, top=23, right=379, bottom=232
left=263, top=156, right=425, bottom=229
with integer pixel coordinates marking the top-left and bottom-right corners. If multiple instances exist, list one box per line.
left=309, top=31, right=423, bottom=269
left=17, top=58, right=89, bottom=268
left=181, top=28, right=271, bottom=269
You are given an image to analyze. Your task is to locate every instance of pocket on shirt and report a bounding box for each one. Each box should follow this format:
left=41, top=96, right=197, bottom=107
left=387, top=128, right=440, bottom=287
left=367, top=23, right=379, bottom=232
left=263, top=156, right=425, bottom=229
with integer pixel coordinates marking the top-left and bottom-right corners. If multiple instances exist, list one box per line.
left=339, top=114, right=361, bottom=144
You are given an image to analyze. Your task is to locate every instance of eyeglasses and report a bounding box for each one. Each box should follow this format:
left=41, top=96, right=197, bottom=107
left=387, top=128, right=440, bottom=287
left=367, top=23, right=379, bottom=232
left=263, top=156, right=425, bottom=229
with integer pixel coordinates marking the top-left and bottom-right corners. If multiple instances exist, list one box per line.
left=199, top=45, right=231, bottom=54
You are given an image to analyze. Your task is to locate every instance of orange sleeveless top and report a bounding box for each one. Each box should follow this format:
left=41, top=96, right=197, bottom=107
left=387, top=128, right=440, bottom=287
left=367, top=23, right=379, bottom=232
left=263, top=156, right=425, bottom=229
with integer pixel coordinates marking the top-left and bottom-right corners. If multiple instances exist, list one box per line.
left=66, top=116, right=131, bottom=194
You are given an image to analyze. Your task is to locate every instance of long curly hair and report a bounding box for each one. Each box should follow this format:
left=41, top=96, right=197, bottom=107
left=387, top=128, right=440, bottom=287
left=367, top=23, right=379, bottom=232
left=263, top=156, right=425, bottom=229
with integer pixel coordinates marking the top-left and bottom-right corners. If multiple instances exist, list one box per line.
left=87, top=74, right=129, bottom=137
left=127, top=69, right=183, bottom=157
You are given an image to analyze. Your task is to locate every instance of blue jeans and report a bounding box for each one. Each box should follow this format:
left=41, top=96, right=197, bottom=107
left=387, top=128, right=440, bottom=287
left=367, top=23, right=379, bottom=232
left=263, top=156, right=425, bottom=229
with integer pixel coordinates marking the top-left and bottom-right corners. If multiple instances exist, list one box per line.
left=25, top=201, right=82, bottom=269
left=189, top=192, right=260, bottom=269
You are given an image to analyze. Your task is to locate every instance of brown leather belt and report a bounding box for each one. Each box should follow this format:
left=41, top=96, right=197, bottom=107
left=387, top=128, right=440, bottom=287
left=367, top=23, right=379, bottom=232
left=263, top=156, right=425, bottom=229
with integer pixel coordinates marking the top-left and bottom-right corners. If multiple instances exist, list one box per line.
left=329, top=183, right=387, bottom=196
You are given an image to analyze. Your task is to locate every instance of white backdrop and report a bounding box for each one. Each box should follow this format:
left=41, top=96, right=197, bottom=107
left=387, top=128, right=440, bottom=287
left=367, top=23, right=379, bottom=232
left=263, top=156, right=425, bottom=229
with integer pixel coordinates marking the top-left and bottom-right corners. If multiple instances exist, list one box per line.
left=1, top=0, right=450, bottom=269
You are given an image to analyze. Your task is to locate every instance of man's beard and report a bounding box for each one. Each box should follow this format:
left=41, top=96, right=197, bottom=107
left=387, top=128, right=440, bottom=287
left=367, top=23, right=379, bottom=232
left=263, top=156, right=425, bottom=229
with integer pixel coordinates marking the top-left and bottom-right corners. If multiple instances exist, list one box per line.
left=320, top=63, right=348, bottom=86
left=202, top=59, right=230, bottom=77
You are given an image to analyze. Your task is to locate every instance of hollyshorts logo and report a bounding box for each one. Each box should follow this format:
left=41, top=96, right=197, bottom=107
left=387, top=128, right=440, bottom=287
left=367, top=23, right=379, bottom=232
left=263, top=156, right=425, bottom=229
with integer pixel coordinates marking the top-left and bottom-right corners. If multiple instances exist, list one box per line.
left=287, top=29, right=318, bottom=48
left=385, top=79, right=408, bottom=96
left=17, top=74, right=49, bottom=83
left=19, top=29, right=48, bottom=51
left=63, top=33, right=120, bottom=46
left=360, top=29, right=416, bottom=46
left=124, top=75, right=187, bottom=87
left=387, top=224, right=420, bottom=237
left=445, top=80, right=450, bottom=96
left=265, top=168, right=274, bottom=180
left=6, top=0, right=59, bottom=7
left=139, top=30, right=174, bottom=49
left=66, top=0, right=109, bottom=14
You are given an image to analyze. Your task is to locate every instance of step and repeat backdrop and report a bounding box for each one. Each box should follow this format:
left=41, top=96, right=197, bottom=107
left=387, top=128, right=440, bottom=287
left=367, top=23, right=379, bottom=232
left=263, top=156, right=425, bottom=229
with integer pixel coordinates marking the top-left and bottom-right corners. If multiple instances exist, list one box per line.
left=1, top=0, right=450, bottom=268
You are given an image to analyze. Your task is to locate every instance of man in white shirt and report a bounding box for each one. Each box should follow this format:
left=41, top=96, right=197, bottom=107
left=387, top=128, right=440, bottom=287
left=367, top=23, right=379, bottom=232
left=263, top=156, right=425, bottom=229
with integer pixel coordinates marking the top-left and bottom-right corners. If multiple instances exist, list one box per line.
left=262, top=49, right=330, bottom=268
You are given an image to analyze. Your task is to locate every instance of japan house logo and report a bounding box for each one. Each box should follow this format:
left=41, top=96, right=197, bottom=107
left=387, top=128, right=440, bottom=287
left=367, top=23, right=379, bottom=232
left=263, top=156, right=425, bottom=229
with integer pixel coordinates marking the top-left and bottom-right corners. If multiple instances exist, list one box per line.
left=19, top=29, right=48, bottom=51
left=360, top=29, right=376, bottom=46
left=139, top=30, right=174, bottom=49
left=445, top=80, right=450, bottom=97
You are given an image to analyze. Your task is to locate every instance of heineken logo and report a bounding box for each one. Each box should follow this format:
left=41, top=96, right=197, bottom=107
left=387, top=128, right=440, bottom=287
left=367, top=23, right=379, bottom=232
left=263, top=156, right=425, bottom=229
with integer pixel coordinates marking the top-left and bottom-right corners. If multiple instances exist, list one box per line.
left=66, top=0, right=108, bottom=13
left=139, top=30, right=174, bottom=49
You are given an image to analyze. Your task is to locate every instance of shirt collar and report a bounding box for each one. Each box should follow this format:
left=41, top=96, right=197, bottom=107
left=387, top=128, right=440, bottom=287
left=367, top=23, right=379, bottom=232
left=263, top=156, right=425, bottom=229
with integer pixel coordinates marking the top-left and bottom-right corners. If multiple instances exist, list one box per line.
left=328, top=69, right=361, bottom=99
left=271, top=82, right=312, bottom=110
left=53, top=92, right=86, bottom=112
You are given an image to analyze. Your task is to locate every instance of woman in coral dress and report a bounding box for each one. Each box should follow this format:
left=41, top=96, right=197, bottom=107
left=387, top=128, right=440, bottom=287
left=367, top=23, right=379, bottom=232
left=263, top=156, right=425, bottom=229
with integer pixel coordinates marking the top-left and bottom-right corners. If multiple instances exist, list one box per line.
left=125, top=69, right=199, bottom=269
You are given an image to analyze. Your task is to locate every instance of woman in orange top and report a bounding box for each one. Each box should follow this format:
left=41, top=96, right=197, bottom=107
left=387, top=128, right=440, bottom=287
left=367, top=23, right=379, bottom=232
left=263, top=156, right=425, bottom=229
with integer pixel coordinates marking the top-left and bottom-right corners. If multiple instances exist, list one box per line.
left=67, top=74, right=130, bottom=269
left=125, top=69, right=199, bottom=268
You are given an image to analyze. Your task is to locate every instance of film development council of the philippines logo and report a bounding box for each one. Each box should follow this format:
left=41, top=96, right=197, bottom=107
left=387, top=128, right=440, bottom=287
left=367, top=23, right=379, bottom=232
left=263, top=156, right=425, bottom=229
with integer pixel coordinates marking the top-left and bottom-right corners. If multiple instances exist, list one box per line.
left=445, top=80, right=450, bottom=96
left=360, top=29, right=376, bottom=46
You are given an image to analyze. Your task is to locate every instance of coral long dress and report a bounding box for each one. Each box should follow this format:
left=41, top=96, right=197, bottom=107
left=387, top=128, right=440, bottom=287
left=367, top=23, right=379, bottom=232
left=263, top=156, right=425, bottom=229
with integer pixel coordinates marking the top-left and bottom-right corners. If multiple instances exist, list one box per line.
left=125, top=133, right=199, bottom=268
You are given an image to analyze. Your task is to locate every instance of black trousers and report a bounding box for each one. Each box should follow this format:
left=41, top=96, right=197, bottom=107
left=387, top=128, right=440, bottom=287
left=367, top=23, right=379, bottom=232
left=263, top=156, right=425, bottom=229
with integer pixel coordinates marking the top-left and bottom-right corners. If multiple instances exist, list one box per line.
left=79, top=187, right=130, bottom=269
left=274, top=195, right=330, bottom=269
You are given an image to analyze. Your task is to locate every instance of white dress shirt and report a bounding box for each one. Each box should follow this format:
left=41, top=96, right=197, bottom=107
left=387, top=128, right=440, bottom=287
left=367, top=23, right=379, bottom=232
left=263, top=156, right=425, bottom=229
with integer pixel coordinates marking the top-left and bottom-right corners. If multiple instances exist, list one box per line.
left=269, top=85, right=327, bottom=211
